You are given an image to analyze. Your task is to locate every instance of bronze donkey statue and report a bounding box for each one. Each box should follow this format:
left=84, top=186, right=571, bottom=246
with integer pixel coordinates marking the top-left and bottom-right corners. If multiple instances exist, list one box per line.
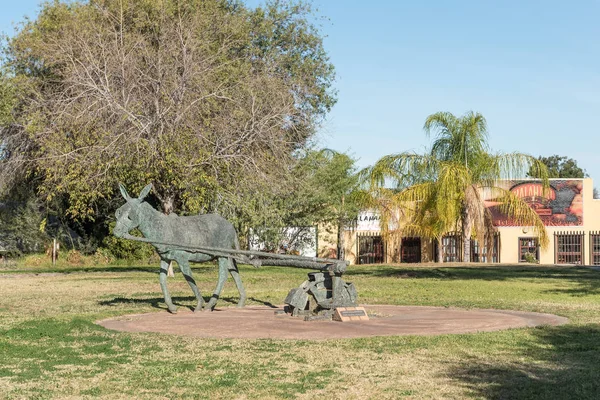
left=113, top=183, right=246, bottom=313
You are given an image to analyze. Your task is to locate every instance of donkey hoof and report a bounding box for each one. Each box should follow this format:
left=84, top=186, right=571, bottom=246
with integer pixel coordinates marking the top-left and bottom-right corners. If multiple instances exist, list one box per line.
left=205, top=299, right=217, bottom=311
left=194, top=304, right=204, bottom=313
left=236, top=299, right=246, bottom=308
left=167, top=305, right=178, bottom=314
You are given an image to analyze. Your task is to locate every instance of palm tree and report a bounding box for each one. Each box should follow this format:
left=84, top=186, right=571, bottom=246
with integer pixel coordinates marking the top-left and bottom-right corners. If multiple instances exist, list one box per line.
left=364, top=111, right=550, bottom=263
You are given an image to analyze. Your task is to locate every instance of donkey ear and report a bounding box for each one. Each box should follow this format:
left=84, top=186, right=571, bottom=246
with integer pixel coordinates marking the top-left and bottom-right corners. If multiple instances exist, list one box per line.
left=138, top=183, right=153, bottom=200
left=119, top=183, right=130, bottom=200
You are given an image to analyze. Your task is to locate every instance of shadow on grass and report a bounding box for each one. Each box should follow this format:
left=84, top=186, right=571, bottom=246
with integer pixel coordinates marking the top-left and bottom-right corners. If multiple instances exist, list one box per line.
left=1, top=263, right=223, bottom=276
left=98, top=295, right=241, bottom=311
left=543, top=274, right=600, bottom=296
left=248, top=297, right=279, bottom=308
left=0, top=265, right=159, bottom=275
left=347, top=265, right=595, bottom=280
left=448, top=324, right=600, bottom=399
left=347, top=265, right=600, bottom=292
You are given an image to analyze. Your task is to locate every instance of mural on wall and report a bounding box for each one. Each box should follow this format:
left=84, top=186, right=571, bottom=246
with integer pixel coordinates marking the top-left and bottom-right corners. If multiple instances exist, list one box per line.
left=484, top=180, right=583, bottom=226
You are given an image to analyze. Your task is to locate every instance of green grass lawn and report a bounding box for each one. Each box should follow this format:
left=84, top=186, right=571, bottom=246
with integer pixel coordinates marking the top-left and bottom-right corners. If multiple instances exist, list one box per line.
left=1, top=262, right=600, bottom=399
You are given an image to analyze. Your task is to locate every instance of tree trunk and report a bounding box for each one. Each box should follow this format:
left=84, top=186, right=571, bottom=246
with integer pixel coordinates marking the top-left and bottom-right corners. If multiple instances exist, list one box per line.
left=462, top=205, right=472, bottom=263
left=436, top=237, right=444, bottom=263
left=337, top=195, right=346, bottom=261
left=462, top=232, right=471, bottom=263
left=337, top=220, right=345, bottom=261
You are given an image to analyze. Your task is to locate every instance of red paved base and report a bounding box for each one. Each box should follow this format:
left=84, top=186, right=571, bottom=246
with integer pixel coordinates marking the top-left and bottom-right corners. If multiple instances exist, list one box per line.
left=97, top=305, right=568, bottom=340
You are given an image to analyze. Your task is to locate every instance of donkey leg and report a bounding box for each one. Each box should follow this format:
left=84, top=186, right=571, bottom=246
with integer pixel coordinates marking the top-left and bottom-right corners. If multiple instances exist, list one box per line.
left=159, top=259, right=177, bottom=314
left=178, top=260, right=204, bottom=312
left=228, top=259, right=246, bottom=308
left=205, top=258, right=229, bottom=311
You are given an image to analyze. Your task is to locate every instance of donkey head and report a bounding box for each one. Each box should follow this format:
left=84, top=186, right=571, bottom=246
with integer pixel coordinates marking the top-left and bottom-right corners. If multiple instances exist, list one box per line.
left=113, top=183, right=153, bottom=238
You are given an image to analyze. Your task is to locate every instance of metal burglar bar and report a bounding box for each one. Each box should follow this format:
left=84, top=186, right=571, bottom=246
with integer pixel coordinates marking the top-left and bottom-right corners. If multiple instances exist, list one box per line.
left=357, top=233, right=385, bottom=264
left=441, top=233, right=461, bottom=262
left=590, top=232, right=600, bottom=266
left=471, top=239, right=480, bottom=262
left=471, top=234, right=500, bottom=263
left=519, top=237, right=539, bottom=262
left=554, top=231, right=584, bottom=265
left=401, top=237, right=421, bottom=263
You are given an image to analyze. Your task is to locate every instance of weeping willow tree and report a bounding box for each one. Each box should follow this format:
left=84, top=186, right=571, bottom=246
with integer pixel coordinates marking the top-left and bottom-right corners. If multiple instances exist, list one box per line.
left=364, top=111, right=550, bottom=263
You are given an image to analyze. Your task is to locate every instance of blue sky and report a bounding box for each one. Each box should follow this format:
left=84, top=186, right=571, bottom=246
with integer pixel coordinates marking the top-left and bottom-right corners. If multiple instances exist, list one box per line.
left=3, top=0, right=600, bottom=183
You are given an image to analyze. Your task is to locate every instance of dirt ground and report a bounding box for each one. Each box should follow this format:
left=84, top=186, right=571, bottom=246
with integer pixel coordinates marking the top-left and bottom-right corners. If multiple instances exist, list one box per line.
left=97, top=305, right=569, bottom=340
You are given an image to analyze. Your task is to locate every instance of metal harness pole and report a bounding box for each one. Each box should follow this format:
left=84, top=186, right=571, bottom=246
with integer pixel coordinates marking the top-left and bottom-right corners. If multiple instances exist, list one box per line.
left=121, top=233, right=348, bottom=274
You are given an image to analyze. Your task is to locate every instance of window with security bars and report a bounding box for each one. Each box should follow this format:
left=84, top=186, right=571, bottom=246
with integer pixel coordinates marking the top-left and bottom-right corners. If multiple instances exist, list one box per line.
left=357, top=234, right=385, bottom=264
left=555, top=232, right=584, bottom=265
left=590, top=232, right=600, bottom=266
left=519, top=237, right=539, bottom=262
left=441, top=234, right=461, bottom=262
left=401, top=237, right=421, bottom=263
left=471, top=235, right=500, bottom=263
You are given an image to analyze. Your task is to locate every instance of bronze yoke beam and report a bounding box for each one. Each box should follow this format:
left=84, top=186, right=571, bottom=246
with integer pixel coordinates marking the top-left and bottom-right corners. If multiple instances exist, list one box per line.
left=122, top=233, right=348, bottom=274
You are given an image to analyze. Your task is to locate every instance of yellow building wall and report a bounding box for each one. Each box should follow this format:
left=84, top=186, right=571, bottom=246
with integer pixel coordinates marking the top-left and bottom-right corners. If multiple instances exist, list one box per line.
left=315, top=224, right=386, bottom=264
left=341, top=231, right=434, bottom=265
left=583, top=178, right=600, bottom=264
left=341, top=230, right=399, bottom=265
left=321, top=178, right=600, bottom=265
left=316, top=223, right=338, bottom=259
left=498, top=178, right=600, bottom=265
left=496, top=178, right=598, bottom=264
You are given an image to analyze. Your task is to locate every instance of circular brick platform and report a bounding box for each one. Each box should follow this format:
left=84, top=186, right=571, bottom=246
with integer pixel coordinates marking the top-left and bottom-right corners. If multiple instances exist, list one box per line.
left=97, top=305, right=568, bottom=340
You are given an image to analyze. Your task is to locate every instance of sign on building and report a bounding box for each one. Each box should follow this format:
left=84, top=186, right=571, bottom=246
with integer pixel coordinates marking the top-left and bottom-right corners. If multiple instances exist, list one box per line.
left=347, top=210, right=382, bottom=231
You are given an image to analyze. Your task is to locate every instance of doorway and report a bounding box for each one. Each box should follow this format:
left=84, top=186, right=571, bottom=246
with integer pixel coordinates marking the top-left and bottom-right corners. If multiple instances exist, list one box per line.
left=357, top=235, right=385, bottom=264
left=401, top=237, right=421, bottom=263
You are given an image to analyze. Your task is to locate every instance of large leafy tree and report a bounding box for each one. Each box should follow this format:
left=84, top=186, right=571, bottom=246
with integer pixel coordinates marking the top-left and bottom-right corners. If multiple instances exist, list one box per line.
left=528, top=155, right=587, bottom=178
left=0, top=71, right=18, bottom=163
left=0, top=0, right=336, bottom=226
left=292, top=149, right=363, bottom=259
left=364, top=111, right=550, bottom=263
left=247, top=149, right=363, bottom=259
left=0, top=72, right=15, bottom=129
